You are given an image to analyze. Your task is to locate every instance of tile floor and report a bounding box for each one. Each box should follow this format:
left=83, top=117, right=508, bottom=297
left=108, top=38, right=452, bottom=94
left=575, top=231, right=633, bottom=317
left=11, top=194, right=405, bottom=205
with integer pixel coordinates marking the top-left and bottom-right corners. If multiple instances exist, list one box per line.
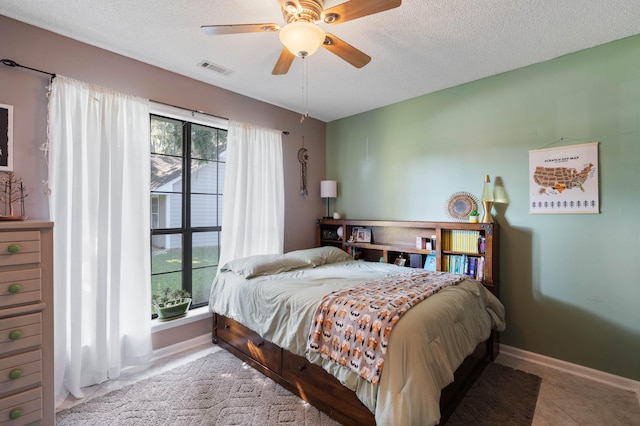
left=58, top=342, right=640, bottom=425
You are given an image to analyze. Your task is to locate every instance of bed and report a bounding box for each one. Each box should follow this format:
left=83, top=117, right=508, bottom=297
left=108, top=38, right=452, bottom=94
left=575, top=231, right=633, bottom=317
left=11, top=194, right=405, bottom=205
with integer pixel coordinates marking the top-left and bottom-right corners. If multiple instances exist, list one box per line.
left=209, top=246, right=505, bottom=426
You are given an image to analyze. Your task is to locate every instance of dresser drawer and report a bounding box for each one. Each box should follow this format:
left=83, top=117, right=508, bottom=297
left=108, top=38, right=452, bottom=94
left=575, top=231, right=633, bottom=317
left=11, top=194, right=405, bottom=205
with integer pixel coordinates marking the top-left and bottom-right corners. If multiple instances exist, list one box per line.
left=0, top=232, right=41, bottom=268
left=217, top=316, right=281, bottom=374
left=0, top=350, right=42, bottom=396
left=0, top=269, right=41, bottom=309
left=0, top=314, right=42, bottom=355
left=0, top=387, right=42, bottom=425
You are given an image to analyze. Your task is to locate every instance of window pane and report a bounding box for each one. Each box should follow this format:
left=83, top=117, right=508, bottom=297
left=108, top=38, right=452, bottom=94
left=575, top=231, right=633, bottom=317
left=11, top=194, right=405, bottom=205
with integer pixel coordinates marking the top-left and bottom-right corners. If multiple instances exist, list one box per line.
left=217, top=195, right=223, bottom=226
left=151, top=151, right=183, bottom=230
left=151, top=237, right=183, bottom=274
left=191, top=194, right=217, bottom=227
left=191, top=124, right=215, bottom=161
left=191, top=266, right=217, bottom=306
left=192, top=232, right=219, bottom=269
left=151, top=196, right=160, bottom=229
left=191, top=232, right=219, bottom=307
left=190, top=159, right=218, bottom=194
left=151, top=153, right=182, bottom=189
left=151, top=272, right=183, bottom=315
left=192, top=124, right=223, bottom=161
left=150, top=193, right=182, bottom=229
left=218, top=131, right=227, bottom=160
left=151, top=116, right=182, bottom=156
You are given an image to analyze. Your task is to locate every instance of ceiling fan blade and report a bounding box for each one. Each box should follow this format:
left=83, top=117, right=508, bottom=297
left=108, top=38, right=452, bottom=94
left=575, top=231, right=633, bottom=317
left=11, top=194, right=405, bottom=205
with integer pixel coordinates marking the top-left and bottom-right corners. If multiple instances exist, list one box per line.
left=200, top=23, right=280, bottom=36
left=322, top=0, right=401, bottom=25
left=272, top=48, right=296, bottom=75
left=322, top=34, right=371, bottom=68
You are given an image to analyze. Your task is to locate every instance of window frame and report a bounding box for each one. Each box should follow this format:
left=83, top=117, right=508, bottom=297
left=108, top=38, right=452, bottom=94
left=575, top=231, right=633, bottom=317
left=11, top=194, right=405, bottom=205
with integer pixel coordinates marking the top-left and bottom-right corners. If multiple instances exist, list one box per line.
left=149, top=102, right=228, bottom=316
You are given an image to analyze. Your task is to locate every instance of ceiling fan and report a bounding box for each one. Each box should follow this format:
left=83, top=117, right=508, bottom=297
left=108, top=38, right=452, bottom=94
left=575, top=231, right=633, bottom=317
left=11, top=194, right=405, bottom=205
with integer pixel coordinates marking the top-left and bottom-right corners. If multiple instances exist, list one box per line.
left=201, top=0, right=402, bottom=75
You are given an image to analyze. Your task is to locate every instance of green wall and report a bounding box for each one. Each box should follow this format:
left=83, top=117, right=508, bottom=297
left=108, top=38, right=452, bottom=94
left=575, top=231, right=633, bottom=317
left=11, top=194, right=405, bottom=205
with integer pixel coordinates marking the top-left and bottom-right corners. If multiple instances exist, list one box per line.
left=326, top=35, right=640, bottom=380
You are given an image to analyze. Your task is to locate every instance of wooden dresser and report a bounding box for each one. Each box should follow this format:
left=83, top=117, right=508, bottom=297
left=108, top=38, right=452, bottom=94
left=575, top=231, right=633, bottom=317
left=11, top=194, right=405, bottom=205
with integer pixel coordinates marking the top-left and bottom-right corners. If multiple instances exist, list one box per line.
left=0, top=222, right=53, bottom=425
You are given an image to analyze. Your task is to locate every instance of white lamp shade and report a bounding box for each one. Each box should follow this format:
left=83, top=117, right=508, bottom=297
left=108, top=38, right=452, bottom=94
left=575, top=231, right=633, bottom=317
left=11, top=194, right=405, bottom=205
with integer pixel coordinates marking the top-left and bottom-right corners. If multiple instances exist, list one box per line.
left=320, top=180, right=337, bottom=198
left=279, top=21, right=325, bottom=57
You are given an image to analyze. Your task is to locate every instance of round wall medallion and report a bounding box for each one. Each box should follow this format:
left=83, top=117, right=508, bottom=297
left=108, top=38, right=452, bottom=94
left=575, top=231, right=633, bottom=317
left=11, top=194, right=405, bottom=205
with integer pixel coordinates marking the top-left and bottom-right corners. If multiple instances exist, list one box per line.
left=445, top=192, right=480, bottom=221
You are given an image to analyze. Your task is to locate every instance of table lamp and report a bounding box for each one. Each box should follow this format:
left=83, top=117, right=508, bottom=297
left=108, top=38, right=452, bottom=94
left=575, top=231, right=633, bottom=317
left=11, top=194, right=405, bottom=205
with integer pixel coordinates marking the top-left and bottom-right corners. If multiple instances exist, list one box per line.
left=320, top=180, right=337, bottom=219
left=481, top=175, right=494, bottom=223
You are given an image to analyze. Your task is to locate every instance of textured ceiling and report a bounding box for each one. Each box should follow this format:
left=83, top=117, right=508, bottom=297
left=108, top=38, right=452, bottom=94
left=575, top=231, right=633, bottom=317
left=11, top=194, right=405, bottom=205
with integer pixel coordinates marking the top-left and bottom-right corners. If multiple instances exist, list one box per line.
left=2, top=0, right=640, bottom=122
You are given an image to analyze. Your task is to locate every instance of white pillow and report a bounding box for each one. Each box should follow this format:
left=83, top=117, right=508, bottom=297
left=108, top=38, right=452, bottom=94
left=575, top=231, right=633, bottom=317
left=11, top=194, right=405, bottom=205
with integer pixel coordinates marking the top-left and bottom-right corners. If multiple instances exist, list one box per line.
left=286, top=246, right=352, bottom=267
left=221, top=254, right=310, bottom=279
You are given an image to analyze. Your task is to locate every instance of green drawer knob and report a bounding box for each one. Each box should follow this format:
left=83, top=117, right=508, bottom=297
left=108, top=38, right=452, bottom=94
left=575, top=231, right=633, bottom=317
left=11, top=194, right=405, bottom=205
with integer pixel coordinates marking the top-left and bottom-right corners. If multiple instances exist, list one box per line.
left=8, top=330, right=21, bottom=340
left=8, top=283, right=21, bottom=294
left=9, top=409, right=22, bottom=420
left=9, top=369, right=22, bottom=380
left=7, top=244, right=21, bottom=254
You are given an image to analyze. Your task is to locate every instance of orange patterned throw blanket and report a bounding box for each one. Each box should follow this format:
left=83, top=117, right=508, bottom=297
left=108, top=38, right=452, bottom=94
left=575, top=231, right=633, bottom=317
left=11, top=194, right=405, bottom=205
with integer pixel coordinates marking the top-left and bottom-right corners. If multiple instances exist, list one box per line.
left=307, top=270, right=466, bottom=384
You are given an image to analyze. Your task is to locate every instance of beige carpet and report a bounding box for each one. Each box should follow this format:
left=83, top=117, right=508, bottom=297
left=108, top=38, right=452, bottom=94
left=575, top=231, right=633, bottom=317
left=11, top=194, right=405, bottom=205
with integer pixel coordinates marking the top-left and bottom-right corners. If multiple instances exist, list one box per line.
left=56, top=350, right=540, bottom=425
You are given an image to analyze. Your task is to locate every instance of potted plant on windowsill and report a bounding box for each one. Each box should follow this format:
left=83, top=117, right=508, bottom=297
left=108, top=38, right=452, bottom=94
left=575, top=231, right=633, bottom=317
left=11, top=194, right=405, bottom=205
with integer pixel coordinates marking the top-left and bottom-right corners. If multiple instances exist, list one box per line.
left=152, top=288, right=192, bottom=321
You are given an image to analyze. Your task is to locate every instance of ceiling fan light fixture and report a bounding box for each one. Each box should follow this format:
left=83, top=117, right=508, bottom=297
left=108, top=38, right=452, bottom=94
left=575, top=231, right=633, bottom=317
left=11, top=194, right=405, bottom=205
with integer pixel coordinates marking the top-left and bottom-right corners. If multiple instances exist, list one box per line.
left=279, top=21, right=325, bottom=57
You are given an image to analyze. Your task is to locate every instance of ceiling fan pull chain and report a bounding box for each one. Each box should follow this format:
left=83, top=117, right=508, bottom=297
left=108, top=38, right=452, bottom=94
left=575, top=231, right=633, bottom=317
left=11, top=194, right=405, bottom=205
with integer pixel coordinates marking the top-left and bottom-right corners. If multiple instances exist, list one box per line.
left=300, top=56, right=310, bottom=123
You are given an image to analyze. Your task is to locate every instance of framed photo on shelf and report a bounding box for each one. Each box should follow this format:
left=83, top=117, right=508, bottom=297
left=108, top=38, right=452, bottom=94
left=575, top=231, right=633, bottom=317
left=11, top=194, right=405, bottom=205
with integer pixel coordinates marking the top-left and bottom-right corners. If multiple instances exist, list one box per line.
left=322, top=229, right=339, bottom=240
left=394, top=256, right=406, bottom=267
left=353, top=227, right=372, bottom=243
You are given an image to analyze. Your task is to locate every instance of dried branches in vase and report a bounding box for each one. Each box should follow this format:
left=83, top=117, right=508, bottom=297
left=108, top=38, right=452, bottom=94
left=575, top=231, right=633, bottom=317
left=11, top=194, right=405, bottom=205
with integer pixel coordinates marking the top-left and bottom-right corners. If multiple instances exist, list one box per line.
left=0, top=172, right=28, bottom=220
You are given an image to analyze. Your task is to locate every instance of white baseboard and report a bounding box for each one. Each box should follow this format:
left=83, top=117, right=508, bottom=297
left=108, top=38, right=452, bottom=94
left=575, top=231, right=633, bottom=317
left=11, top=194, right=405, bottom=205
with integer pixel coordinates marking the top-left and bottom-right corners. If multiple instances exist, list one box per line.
left=151, top=333, right=212, bottom=361
left=498, top=344, right=640, bottom=398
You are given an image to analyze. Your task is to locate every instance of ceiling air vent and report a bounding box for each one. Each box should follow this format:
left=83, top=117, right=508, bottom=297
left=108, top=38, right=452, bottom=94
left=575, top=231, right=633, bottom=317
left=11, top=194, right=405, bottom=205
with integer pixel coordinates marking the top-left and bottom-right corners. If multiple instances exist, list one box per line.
left=197, top=60, right=234, bottom=76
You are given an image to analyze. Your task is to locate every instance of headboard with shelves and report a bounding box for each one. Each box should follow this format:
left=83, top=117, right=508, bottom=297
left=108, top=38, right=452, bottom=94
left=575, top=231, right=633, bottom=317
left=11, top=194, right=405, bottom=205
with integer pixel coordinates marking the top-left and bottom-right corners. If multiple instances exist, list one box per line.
left=316, top=219, right=499, bottom=297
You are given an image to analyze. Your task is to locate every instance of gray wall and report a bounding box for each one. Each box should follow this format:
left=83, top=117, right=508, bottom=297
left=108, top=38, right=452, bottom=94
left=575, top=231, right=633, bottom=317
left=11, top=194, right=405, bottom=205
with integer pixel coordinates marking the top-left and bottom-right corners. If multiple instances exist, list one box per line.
left=327, top=34, right=640, bottom=380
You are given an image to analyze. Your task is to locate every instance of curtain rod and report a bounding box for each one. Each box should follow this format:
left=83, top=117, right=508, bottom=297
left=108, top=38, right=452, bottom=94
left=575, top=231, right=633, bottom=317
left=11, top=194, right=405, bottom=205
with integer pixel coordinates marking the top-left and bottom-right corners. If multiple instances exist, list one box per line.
left=1, top=58, right=56, bottom=82
left=152, top=99, right=290, bottom=135
left=0, top=60, right=290, bottom=135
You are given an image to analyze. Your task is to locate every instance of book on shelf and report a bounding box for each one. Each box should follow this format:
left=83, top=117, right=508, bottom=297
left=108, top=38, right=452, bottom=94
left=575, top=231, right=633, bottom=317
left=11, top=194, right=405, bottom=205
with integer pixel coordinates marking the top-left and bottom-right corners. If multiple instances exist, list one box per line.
left=477, top=256, right=485, bottom=281
left=468, top=257, right=477, bottom=278
left=410, top=254, right=422, bottom=268
left=424, top=254, right=437, bottom=271
left=440, top=253, right=485, bottom=281
left=444, top=229, right=481, bottom=253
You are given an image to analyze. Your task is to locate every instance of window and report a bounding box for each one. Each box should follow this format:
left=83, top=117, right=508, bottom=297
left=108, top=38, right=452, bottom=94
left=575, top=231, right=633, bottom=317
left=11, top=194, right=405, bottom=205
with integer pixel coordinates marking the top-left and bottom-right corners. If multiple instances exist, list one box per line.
left=149, top=104, right=227, bottom=315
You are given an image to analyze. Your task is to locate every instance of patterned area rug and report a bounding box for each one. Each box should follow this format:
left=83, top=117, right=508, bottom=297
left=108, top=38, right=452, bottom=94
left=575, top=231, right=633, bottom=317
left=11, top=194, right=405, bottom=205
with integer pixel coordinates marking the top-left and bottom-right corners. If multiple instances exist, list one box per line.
left=56, top=350, right=540, bottom=426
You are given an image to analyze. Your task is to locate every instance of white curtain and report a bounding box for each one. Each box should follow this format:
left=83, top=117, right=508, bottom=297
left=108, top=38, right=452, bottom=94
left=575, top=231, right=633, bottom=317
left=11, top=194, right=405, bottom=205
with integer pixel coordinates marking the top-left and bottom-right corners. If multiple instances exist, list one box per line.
left=47, top=76, right=152, bottom=405
left=218, top=120, right=284, bottom=268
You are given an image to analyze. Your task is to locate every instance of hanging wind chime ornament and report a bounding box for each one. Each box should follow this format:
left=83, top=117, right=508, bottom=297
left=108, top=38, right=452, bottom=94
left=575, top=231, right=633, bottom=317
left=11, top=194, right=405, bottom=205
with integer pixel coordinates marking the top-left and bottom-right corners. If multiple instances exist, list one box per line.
left=298, top=137, right=309, bottom=198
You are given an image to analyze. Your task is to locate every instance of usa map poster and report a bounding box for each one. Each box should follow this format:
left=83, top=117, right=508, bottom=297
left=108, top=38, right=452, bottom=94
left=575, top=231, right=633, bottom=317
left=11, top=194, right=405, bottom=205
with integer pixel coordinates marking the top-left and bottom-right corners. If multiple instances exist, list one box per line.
left=529, top=142, right=599, bottom=214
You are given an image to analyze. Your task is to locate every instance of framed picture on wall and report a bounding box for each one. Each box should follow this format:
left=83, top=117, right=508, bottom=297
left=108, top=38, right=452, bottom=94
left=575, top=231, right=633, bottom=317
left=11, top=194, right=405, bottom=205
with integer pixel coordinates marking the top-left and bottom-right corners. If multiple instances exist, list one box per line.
left=0, top=104, right=13, bottom=171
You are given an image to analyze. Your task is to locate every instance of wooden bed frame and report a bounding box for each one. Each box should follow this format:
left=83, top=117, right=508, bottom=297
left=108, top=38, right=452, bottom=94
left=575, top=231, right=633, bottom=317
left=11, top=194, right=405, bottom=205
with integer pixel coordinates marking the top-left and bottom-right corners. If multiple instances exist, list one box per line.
left=212, top=313, right=496, bottom=425
left=211, top=220, right=499, bottom=424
